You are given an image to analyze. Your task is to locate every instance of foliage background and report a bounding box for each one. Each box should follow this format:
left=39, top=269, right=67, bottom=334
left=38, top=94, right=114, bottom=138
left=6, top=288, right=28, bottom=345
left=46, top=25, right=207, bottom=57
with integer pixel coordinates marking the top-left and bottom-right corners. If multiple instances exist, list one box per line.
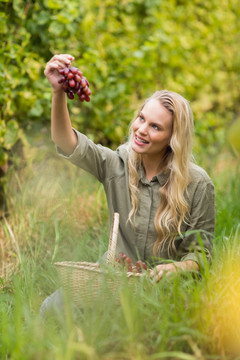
left=1, top=0, right=240, bottom=168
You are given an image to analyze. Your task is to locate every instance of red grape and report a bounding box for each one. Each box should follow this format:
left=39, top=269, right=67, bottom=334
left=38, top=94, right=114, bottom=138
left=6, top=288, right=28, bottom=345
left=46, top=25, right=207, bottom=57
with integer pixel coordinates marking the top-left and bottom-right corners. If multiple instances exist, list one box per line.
left=74, top=74, right=82, bottom=82
left=75, top=81, right=80, bottom=91
left=70, top=67, right=78, bottom=74
left=79, top=94, right=86, bottom=102
left=69, top=79, right=76, bottom=88
left=58, top=65, right=91, bottom=102
left=127, top=264, right=133, bottom=272
left=67, top=91, right=74, bottom=100
left=84, top=78, right=89, bottom=86
left=67, top=72, right=74, bottom=79
left=126, top=257, right=132, bottom=264
left=62, top=81, right=69, bottom=91
left=80, top=78, right=87, bottom=87
left=115, top=252, right=148, bottom=274
left=58, top=76, right=65, bottom=84
left=135, top=260, right=148, bottom=272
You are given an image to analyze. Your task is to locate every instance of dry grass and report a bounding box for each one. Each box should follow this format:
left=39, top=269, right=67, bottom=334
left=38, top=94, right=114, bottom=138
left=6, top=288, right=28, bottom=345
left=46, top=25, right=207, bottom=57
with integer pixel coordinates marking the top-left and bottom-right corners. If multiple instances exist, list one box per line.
left=0, top=148, right=108, bottom=280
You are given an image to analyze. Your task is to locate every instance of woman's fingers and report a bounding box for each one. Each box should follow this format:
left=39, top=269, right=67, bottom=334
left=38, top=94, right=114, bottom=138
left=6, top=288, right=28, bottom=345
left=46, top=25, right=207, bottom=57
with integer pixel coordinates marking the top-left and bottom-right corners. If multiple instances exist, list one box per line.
left=152, top=263, right=178, bottom=282
left=149, top=269, right=154, bottom=277
left=49, top=54, right=75, bottom=66
left=44, top=61, right=59, bottom=78
left=155, top=269, right=164, bottom=282
left=45, top=60, right=65, bottom=73
left=44, top=54, right=76, bottom=89
left=45, top=54, right=75, bottom=75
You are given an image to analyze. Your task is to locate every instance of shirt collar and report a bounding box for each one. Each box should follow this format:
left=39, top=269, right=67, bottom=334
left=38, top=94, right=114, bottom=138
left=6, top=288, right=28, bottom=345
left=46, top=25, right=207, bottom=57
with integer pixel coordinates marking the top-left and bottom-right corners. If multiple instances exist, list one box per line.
left=138, top=164, right=170, bottom=186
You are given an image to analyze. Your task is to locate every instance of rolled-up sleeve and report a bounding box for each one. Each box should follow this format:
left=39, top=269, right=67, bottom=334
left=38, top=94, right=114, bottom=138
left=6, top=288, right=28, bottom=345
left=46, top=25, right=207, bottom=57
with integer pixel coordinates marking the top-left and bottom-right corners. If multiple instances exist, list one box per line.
left=56, top=129, right=117, bottom=182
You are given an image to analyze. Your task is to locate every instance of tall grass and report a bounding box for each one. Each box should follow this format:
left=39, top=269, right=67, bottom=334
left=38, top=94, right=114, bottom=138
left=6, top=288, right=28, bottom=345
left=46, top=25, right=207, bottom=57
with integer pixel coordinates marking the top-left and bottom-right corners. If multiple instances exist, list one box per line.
left=0, top=142, right=240, bottom=359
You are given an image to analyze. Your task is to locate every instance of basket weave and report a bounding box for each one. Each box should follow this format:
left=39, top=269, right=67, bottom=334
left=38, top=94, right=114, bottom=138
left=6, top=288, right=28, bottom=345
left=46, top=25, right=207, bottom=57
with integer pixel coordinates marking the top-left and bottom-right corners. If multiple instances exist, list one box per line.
left=55, top=213, right=141, bottom=306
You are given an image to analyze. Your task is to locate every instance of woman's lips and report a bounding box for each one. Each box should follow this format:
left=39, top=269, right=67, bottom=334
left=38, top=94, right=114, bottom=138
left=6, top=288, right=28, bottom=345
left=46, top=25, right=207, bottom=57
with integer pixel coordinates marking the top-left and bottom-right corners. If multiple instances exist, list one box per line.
left=134, top=135, right=149, bottom=146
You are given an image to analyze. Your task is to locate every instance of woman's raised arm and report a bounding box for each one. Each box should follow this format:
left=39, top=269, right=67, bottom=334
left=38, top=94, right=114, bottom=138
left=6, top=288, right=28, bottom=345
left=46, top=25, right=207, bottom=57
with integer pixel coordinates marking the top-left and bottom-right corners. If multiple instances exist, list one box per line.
left=44, top=54, right=78, bottom=155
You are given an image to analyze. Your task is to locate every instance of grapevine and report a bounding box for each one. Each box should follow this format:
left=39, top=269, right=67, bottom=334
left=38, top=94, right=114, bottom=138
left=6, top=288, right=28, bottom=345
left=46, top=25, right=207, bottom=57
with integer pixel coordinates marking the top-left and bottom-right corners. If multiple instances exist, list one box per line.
left=58, top=66, right=91, bottom=102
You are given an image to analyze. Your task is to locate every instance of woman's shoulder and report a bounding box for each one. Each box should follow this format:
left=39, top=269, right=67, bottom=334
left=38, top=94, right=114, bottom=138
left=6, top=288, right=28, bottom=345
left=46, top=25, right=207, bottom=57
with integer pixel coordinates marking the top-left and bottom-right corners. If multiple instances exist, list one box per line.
left=189, top=162, right=213, bottom=184
left=187, top=163, right=215, bottom=202
left=116, top=143, right=129, bottom=161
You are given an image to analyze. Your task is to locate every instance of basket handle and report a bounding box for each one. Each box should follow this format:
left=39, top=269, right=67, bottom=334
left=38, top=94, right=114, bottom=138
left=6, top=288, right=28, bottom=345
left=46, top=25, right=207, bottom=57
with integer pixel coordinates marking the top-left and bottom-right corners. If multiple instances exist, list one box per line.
left=106, top=212, right=119, bottom=264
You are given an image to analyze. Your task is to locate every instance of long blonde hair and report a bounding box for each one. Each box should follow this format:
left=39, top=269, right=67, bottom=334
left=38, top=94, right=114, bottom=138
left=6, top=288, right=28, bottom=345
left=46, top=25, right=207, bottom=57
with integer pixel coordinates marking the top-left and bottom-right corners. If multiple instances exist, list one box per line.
left=127, top=90, right=194, bottom=256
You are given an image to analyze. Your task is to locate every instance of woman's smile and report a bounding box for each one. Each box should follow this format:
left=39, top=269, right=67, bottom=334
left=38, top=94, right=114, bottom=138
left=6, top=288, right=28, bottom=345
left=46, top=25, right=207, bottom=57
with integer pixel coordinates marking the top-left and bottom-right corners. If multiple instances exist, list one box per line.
left=134, top=135, right=149, bottom=145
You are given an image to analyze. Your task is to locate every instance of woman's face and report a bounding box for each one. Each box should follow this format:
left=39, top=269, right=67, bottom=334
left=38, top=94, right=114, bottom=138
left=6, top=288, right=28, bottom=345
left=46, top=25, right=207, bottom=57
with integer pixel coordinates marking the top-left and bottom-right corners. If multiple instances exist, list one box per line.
left=131, top=99, right=173, bottom=159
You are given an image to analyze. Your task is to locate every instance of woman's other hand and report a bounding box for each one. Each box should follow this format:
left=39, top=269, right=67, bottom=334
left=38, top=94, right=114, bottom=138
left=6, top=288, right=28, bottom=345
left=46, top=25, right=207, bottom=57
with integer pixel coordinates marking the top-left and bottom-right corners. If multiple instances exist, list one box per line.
left=150, top=260, right=199, bottom=282
left=44, top=54, right=75, bottom=92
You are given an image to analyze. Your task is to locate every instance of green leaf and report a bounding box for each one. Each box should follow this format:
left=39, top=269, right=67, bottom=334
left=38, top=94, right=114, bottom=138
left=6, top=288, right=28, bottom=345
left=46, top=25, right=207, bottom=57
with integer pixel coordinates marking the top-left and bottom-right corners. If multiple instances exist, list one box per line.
left=44, top=0, right=62, bottom=10
left=0, top=147, right=7, bottom=166
left=227, top=119, right=240, bottom=153
left=29, top=102, right=44, bottom=117
left=48, top=21, right=64, bottom=35
left=4, top=120, right=19, bottom=150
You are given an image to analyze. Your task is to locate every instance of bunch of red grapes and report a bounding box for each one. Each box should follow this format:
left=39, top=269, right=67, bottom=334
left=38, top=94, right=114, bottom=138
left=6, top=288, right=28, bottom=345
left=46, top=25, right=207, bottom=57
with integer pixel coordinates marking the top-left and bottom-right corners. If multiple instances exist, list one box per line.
left=115, top=252, right=148, bottom=273
left=58, top=66, right=91, bottom=102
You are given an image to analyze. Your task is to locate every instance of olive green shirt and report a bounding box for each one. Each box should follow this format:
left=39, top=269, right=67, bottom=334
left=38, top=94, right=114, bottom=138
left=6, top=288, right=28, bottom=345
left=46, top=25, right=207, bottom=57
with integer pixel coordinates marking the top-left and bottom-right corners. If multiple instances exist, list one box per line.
left=57, top=130, right=215, bottom=268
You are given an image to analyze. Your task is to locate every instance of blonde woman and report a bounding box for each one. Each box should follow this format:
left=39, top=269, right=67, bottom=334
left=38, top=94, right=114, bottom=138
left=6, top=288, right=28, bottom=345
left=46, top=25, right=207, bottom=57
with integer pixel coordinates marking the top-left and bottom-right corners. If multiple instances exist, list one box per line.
left=41, top=54, right=215, bottom=316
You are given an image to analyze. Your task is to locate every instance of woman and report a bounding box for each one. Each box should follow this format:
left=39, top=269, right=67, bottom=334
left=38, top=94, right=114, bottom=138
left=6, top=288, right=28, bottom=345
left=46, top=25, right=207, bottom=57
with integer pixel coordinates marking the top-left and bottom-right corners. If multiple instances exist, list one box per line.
left=41, top=54, right=215, bottom=316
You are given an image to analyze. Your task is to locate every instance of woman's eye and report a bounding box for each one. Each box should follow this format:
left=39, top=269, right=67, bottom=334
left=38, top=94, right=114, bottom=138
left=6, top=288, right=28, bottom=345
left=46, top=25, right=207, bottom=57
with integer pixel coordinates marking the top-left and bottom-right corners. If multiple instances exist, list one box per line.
left=152, top=124, right=159, bottom=130
left=139, top=115, right=144, bottom=121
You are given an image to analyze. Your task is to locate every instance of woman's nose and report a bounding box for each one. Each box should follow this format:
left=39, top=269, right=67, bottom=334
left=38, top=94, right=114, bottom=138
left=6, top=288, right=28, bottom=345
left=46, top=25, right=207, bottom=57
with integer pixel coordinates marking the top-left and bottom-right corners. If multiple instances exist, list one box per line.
left=139, top=123, right=148, bottom=134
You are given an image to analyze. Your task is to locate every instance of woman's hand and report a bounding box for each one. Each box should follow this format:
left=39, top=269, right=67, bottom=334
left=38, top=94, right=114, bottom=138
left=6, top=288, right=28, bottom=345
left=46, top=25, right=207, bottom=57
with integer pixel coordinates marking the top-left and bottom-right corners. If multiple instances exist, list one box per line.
left=44, top=54, right=75, bottom=92
left=150, top=260, right=199, bottom=282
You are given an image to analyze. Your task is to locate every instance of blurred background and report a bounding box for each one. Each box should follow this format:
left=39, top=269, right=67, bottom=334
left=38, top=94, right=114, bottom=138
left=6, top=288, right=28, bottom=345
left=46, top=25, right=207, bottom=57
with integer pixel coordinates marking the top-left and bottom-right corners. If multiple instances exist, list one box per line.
left=1, top=0, right=240, bottom=176
left=0, top=1, right=240, bottom=359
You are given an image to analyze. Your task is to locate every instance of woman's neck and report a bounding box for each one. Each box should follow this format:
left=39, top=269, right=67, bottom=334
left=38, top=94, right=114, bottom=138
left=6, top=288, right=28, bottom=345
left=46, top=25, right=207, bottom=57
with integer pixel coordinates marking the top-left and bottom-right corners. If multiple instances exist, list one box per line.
left=142, top=156, right=166, bottom=181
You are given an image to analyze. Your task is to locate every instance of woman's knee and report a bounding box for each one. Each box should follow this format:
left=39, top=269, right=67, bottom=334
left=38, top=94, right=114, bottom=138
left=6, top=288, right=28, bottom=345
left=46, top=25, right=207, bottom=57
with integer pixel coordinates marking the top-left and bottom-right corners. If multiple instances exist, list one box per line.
left=40, top=288, right=64, bottom=318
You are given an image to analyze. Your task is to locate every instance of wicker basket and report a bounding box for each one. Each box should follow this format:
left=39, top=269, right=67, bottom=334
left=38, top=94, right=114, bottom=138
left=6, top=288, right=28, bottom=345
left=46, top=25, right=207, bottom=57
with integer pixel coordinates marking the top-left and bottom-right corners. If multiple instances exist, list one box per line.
left=55, top=213, right=141, bottom=306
